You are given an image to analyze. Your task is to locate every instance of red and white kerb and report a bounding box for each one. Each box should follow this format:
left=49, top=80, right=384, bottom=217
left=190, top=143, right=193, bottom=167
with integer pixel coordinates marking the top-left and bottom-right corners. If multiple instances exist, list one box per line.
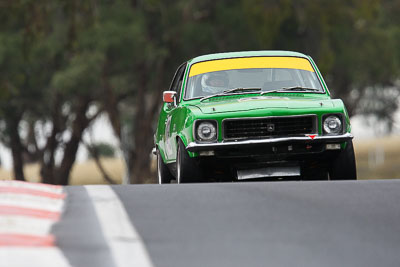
left=0, top=180, right=70, bottom=266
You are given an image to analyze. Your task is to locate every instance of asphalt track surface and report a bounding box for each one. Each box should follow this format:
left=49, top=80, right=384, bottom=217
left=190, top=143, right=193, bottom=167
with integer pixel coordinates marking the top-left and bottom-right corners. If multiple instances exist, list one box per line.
left=54, top=180, right=400, bottom=267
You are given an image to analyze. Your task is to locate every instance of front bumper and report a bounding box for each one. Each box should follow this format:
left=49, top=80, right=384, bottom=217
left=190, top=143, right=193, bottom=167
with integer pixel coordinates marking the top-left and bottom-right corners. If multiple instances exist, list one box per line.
left=186, top=133, right=353, bottom=152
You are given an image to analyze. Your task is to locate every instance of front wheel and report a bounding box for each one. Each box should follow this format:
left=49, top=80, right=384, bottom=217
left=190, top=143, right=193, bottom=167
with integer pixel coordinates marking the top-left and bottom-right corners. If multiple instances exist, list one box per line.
left=176, top=139, right=200, bottom=183
left=157, top=149, right=174, bottom=184
left=329, top=140, right=357, bottom=180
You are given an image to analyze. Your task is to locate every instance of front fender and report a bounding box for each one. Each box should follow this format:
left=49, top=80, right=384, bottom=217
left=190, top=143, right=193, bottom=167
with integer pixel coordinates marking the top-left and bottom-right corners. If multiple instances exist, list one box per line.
left=167, top=106, right=199, bottom=162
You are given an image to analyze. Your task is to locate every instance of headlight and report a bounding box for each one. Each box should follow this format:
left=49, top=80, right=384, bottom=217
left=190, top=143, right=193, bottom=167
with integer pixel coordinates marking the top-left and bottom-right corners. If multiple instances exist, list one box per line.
left=196, top=121, right=217, bottom=142
left=323, top=115, right=342, bottom=135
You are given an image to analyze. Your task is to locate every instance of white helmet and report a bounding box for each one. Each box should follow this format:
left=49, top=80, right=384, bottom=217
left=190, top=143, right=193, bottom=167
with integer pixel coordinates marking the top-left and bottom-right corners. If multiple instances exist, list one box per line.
left=201, top=72, right=229, bottom=94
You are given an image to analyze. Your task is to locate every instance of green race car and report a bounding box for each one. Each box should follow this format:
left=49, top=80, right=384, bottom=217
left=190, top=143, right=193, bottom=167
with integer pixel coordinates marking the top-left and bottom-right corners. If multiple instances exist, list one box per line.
left=154, top=51, right=356, bottom=183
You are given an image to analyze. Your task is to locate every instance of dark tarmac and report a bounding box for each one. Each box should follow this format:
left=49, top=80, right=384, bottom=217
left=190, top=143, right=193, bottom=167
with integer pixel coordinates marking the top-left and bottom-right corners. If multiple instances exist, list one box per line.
left=54, top=180, right=400, bottom=267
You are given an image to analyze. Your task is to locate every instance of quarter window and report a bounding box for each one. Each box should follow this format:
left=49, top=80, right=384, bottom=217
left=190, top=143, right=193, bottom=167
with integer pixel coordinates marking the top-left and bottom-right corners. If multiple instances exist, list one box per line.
left=169, top=63, right=187, bottom=102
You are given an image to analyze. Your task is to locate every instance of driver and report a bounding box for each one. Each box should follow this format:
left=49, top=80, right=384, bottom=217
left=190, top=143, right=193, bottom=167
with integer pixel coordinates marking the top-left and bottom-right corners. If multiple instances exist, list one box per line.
left=201, top=72, right=229, bottom=94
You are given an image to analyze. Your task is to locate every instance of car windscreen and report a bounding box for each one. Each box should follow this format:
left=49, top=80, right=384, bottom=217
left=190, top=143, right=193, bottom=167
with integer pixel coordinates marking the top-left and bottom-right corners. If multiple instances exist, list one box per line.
left=184, top=57, right=324, bottom=99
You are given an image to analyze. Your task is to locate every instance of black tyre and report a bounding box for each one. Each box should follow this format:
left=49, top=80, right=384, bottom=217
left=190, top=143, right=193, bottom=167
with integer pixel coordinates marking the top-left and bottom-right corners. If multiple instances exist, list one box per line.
left=157, top=149, right=174, bottom=184
left=329, top=140, right=357, bottom=180
left=176, top=139, right=200, bottom=183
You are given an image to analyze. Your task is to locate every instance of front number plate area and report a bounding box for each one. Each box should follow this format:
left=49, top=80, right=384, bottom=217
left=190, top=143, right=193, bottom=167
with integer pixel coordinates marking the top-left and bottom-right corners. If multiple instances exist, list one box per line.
left=237, top=166, right=301, bottom=180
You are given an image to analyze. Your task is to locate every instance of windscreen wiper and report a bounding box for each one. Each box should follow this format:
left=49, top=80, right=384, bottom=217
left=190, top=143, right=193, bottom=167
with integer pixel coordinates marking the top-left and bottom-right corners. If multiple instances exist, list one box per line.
left=260, top=86, right=320, bottom=96
left=199, top=87, right=261, bottom=102
left=281, top=86, right=321, bottom=92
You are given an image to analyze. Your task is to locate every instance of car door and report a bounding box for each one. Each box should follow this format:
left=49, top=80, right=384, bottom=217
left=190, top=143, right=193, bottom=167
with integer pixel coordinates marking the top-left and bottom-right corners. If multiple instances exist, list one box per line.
left=162, top=62, right=187, bottom=162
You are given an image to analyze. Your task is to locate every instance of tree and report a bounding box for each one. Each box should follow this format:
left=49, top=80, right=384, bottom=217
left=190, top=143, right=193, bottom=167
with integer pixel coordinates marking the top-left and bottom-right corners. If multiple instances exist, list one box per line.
left=0, top=0, right=55, bottom=180
left=0, top=0, right=103, bottom=184
left=243, top=0, right=400, bottom=122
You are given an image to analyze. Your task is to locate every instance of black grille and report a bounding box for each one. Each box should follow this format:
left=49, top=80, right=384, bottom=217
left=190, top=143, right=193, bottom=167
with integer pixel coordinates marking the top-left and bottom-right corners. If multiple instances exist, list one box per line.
left=223, top=116, right=315, bottom=140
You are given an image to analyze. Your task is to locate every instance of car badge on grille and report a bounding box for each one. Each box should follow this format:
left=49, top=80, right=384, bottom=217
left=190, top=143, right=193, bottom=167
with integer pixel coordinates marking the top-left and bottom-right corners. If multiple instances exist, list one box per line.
left=267, top=123, right=275, bottom=132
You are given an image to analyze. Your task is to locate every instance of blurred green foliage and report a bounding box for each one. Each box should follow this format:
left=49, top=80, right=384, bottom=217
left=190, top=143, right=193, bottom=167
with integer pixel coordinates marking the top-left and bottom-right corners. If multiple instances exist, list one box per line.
left=87, top=142, right=115, bottom=159
left=0, top=0, right=399, bottom=183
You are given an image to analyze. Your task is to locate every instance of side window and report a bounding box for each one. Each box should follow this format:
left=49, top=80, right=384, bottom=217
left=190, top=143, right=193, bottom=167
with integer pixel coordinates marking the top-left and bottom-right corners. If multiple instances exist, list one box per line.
left=169, top=63, right=187, bottom=102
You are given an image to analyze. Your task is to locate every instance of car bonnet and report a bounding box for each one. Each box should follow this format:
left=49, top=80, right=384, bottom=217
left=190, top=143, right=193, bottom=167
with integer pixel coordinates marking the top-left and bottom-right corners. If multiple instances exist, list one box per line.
left=193, top=96, right=334, bottom=114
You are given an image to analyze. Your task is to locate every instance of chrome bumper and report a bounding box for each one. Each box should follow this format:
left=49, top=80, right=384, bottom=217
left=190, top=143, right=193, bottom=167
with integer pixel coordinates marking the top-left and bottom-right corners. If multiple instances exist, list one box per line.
left=186, top=133, right=353, bottom=152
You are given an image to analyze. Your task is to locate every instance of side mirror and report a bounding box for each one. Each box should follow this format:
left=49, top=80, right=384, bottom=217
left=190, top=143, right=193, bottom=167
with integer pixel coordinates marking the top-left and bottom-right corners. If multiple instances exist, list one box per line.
left=163, top=91, right=177, bottom=104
